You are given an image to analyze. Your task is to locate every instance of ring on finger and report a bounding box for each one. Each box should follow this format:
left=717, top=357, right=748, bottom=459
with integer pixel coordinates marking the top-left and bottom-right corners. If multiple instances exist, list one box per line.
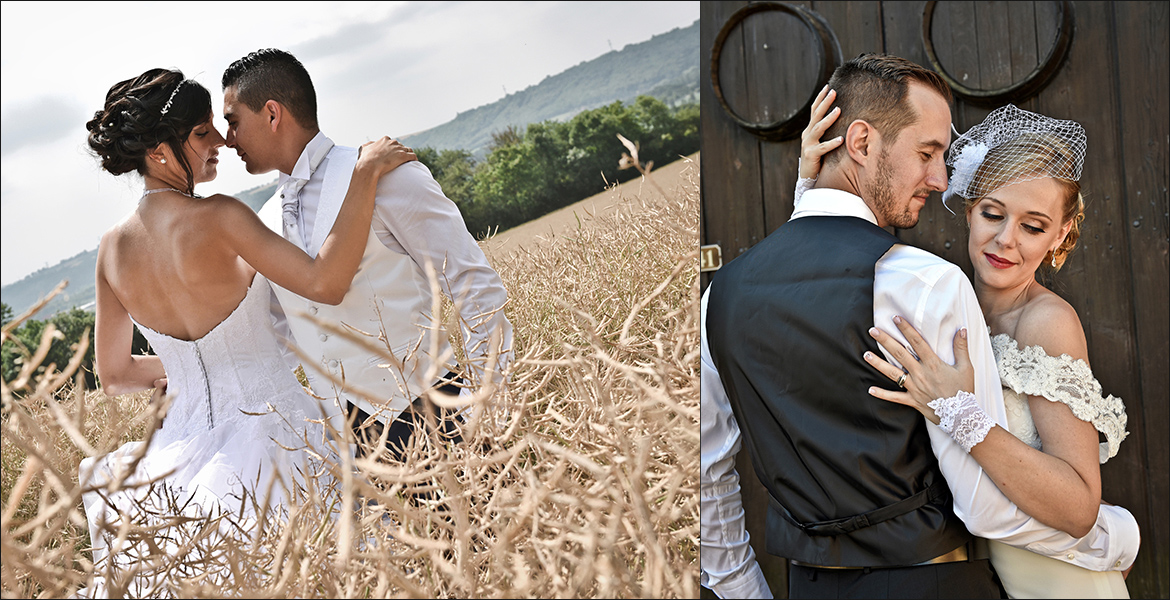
left=896, top=373, right=908, bottom=388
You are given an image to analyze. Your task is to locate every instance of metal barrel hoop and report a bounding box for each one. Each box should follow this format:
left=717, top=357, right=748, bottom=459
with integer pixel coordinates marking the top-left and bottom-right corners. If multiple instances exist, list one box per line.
left=921, top=0, right=1075, bottom=107
left=710, top=2, right=843, bottom=142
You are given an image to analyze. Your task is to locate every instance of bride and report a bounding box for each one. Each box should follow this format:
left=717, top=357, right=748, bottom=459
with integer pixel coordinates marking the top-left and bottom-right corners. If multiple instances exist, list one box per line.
left=801, top=90, right=1136, bottom=598
left=79, top=67, right=415, bottom=594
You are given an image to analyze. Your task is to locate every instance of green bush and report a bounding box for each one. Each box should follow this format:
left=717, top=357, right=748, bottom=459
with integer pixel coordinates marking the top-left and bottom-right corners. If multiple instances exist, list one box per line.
left=418, top=96, right=699, bottom=238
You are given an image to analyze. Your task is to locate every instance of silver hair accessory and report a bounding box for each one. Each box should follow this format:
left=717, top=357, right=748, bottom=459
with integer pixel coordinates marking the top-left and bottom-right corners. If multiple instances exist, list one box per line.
left=160, top=79, right=187, bottom=116
left=943, top=104, right=1086, bottom=212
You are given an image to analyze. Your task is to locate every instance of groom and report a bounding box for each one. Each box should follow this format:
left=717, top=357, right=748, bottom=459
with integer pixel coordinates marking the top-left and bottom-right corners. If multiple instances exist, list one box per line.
left=221, top=48, right=513, bottom=462
left=701, top=54, right=1136, bottom=598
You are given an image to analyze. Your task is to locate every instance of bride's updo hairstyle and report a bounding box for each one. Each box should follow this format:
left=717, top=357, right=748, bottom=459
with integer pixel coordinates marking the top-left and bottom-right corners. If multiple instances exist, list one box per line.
left=86, top=68, right=212, bottom=195
left=945, top=105, right=1087, bottom=272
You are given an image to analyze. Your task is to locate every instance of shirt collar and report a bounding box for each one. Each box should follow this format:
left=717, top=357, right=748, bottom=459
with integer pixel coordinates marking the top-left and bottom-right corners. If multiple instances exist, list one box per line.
left=790, top=186, right=879, bottom=226
left=278, top=131, right=334, bottom=188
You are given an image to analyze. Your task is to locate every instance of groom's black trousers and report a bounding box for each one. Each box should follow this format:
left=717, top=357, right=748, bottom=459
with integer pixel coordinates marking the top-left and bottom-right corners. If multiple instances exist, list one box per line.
left=344, top=372, right=465, bottom=463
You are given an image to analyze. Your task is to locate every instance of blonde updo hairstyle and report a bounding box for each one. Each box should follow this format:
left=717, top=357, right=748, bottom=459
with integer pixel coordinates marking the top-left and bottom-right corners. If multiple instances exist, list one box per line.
left=960, top=132, right=1085, bottom=271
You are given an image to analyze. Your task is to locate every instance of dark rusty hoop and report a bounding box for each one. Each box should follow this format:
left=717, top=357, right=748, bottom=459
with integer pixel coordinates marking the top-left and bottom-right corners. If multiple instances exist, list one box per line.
left=710, top=2, right=842, bottom=142
left=921, top=0, right=1075, bottom=107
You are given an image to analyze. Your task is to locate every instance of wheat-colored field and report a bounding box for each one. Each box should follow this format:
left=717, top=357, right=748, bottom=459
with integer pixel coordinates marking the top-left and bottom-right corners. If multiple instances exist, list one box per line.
left=1, top=150, right=700, bottom=599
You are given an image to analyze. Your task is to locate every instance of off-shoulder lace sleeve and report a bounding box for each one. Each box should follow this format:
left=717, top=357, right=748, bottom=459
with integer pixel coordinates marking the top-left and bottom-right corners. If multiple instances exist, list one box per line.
left=992, top=334, right=1129, bottom=463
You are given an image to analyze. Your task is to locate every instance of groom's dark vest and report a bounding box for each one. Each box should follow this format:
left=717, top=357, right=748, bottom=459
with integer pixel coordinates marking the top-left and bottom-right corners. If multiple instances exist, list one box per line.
left=706, top=216, right=972, bottom=567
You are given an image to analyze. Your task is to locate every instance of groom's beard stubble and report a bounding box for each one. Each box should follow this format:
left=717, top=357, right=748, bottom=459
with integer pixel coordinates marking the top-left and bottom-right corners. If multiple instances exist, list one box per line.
left=867, top=148, right=922, bottom=230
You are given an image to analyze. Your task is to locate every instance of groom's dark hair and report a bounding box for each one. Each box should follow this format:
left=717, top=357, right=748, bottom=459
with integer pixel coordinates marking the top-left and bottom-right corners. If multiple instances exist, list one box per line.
left=822, top=53, right=952, bottom=166
left=222, top=49, right=318, bottom=130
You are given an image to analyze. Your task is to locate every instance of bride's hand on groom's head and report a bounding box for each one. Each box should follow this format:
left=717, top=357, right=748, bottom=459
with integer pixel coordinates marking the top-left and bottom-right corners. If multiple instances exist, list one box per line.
left=799, top=84, right=844, bottom=180
left=357, top=136, right=418, bottom=177
left=862, top=317, right=974, bottom=425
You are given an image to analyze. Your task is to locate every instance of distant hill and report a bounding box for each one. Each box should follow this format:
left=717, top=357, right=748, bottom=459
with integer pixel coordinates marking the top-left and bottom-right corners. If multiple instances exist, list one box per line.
left=2, top=20, right=699, bottom=318
left=401, top=20, right=699, bottom=156
left=2, top=248, right=100, bottom=319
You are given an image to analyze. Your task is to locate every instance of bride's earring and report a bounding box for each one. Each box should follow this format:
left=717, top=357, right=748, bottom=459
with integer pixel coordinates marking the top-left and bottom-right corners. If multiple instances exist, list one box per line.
left=160, top=158, right=167, bottom=165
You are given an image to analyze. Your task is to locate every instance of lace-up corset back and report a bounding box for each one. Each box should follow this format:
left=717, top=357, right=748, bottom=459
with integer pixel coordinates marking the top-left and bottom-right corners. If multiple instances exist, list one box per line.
left=131, top=275, right=314, bottom=448
left=990, top=333, right=1129, bottom=464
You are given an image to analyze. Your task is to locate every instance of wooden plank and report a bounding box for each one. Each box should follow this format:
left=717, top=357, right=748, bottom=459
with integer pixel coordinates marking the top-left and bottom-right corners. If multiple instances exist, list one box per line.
left=1008, top=1, right=1039, bottom=83
left=813, top=0, right=883, bottom=60
left=1110, top=3, right=1170, bottom=597
left=758, top=1, right=817, bottom=234
left=975, top=2, right=1013, bottom=91
left=948, top=1, right=983, bottom=90
left=1032, top=3, right=1156, bottom=598
left=881, top=0, right=930, bottom=67
left=1034, top=0, right=1059, bottom=68
left=702, top=1, right=767, bottom=272
left=743, top=7, right=817, bottom=127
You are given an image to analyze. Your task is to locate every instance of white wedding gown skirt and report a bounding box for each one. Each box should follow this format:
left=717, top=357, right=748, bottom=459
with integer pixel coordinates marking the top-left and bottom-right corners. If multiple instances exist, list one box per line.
left=79, top=275, right=331, bottom=594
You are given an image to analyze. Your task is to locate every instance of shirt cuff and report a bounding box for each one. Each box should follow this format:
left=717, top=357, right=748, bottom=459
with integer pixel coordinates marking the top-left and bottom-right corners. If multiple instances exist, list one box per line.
left=1099, top=503, right=1141, bottom=570
left=705, top=561, right=773, bottom=599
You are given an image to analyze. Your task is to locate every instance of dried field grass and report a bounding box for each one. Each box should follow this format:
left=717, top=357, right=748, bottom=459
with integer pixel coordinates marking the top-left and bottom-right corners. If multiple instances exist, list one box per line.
left=1, top=150, right=700, bottom=599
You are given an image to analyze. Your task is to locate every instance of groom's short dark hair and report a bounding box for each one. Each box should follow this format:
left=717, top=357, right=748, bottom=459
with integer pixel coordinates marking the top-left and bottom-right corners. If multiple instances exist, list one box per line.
left=222, top=48, right=318, bottom=130
left=822, top=53, right=952, bottom=166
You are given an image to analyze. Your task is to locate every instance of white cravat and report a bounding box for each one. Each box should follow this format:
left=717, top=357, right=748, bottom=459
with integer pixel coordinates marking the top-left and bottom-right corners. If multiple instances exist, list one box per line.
left=280, top=179, right=308, bottom=249
left=279, top=134, right=334, bottom=250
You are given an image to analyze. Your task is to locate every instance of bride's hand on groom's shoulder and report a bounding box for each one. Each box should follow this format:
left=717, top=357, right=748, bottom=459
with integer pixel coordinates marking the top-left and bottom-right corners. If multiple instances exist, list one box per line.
left=862, top=317, right=975, bottom=425
left=357, top=136, right=417, bottom=177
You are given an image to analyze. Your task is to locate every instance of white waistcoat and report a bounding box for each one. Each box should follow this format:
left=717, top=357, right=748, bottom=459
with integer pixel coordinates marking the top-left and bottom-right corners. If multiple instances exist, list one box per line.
left=258, top=146, right=454, bottom=435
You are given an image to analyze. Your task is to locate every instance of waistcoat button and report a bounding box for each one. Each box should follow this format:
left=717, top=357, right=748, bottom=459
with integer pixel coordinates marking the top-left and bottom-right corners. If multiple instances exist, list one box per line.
left=319, top=333, right=329, bottom=342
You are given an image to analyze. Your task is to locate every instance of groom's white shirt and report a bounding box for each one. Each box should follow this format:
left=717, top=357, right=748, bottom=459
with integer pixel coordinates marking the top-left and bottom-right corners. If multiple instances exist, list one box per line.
left=699, top=187, right=1140, bottom=598
left=263, top=132, right=513, bottom=423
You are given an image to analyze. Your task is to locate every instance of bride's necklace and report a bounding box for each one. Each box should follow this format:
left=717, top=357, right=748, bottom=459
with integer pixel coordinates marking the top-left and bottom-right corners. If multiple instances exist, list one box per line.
left=142, top=187, right=202, bottom=199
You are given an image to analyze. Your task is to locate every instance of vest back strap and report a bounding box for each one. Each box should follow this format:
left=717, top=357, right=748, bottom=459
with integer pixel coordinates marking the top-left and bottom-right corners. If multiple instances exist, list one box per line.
left=772, top=478, right=949, bottom=536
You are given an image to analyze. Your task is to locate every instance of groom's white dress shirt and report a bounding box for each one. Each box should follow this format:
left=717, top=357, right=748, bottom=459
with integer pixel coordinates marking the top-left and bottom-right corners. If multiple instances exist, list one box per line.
left=700, top=187, right=1140, bottom=598
left=272, top=132, right=513, bottom=397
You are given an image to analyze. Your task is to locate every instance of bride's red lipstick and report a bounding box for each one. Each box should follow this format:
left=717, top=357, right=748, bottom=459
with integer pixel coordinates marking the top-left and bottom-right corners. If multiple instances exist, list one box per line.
left=984, top=252, right=1015, bottom=269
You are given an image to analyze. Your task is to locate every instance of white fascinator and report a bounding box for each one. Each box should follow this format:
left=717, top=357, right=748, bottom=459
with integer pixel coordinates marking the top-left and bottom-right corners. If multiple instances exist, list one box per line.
left=943, top=104, right=1086, bottom=211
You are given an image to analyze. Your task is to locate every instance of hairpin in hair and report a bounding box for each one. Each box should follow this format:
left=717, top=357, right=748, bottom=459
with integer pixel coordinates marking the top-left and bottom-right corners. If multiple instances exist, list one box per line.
left=160, top=79, right=187, bottom=116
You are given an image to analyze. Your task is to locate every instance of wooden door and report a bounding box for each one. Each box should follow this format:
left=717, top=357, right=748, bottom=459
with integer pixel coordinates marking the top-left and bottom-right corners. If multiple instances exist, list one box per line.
left=700, top=2, right=1169, bottom=597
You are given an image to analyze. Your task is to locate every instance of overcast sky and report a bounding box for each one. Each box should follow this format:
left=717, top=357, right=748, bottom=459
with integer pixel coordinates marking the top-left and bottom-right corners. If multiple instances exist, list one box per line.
left=0, top=0, right=699, bottom=286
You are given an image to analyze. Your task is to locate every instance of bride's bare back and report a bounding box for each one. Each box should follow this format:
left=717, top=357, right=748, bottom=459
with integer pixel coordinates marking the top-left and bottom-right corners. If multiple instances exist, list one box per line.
left=99, top=192, right=259, bottom=342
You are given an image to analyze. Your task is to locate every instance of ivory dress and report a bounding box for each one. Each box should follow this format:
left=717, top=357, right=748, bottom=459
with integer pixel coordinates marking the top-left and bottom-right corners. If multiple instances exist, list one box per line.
left=78, top=274, right=331, bottom=596
left=988, top=333, right=1130, bottom=599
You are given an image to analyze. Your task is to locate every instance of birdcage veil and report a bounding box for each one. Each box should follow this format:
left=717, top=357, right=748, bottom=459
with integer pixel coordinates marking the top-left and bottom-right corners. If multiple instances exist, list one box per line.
left=943, top=104, right=1086, bottom=210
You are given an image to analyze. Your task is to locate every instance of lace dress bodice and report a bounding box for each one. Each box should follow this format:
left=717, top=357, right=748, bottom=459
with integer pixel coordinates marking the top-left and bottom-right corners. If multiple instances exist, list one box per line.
left=131, top=274, right=319, bottom=448
left=990, top=333, right=1128, bottom=463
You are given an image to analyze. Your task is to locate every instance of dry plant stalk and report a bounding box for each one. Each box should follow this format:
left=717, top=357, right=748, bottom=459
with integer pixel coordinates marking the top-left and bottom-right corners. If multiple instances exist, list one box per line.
left=1, top=148, right=700, bottom=598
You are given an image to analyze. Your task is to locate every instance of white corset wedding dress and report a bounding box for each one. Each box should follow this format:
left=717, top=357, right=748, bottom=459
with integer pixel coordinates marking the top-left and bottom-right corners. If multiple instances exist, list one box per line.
left=987, top=333, right=1130, bottom=599
left=78, top=274, right=330, bottom=596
